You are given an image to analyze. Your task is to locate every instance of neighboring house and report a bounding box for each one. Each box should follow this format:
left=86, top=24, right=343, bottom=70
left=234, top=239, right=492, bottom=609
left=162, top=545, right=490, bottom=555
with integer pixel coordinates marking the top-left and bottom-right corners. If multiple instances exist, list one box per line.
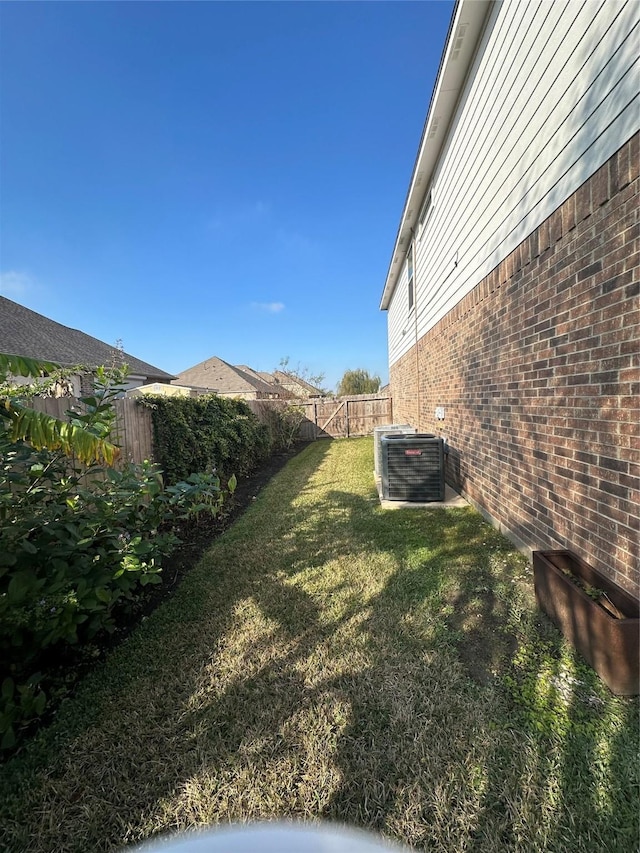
left=126, top=383, right=196, bottom=398
left=175, top=356, right=289, bottom=400
left=237, top=366, right=325, bottom=398
left=0, top=296, right=175, bottom=393
left=257, top=370, right=280, bottom=385
left=235, top=365, right=294, bottom=397
left=381, top=1, right=639, bottom=593
left=271, top=370, right=325, bottom=398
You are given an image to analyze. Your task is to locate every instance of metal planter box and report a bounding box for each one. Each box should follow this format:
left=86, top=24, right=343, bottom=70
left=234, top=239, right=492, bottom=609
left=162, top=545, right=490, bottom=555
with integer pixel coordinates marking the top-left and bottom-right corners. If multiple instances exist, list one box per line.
left=533, top=550, right=639, bottom=695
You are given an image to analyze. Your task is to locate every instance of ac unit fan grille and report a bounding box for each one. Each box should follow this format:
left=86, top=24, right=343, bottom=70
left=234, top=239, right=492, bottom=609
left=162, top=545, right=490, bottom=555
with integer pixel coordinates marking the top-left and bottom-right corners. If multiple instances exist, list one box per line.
left=381, top=435, right=444, bottom=501
left=373, top=424, right=416, bottom=477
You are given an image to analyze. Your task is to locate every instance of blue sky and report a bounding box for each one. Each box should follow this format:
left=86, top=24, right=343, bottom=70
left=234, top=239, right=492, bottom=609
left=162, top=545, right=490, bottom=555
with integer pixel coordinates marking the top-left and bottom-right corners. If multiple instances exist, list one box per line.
left=1, top=1, right=453, bottom=391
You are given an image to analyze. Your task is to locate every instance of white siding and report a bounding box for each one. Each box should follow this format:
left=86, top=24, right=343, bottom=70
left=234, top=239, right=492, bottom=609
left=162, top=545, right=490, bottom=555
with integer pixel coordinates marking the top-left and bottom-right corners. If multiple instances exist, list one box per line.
left=387, top=255, right=416, bottom=358
left=388, top=0, right=640, bottom=366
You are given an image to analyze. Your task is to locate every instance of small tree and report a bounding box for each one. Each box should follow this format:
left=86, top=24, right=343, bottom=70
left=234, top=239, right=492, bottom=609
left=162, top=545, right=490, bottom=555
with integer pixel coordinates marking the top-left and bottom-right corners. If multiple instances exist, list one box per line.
left=336, top=368, right=381, bottom=396
left=0, top=354, right=119, bottom=465
left=277, top=357, right=327, bottom=394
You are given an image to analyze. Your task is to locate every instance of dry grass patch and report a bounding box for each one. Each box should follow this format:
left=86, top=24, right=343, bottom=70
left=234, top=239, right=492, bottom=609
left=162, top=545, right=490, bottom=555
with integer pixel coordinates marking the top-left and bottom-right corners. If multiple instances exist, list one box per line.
left=1, top=438, right=638, bottom=852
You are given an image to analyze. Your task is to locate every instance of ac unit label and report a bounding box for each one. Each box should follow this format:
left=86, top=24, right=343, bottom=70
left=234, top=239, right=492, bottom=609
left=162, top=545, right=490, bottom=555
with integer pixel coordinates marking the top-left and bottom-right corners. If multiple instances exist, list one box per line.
left=404, top=449, right=422, bottom=456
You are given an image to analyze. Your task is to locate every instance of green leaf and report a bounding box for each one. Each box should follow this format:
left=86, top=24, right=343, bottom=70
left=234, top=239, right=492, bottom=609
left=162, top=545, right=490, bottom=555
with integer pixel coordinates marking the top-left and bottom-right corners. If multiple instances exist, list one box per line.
left=0, top=353, right=60, bottom=380
left=8, top=572, right=34, bottom=603
left=6, top=404, right=120, bottom=465
left=1, top=727, right=16, bottom=750
left=33, top=691, right=47, bottom=715
left=1, top=678, right=14, bottom=701
left=228, top=473, right=237, bottom=494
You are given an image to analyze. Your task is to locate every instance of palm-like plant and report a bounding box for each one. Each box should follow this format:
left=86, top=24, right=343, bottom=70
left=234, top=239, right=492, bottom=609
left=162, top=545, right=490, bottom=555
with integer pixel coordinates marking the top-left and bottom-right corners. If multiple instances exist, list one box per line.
left=0, top=353, right=119, bottom=465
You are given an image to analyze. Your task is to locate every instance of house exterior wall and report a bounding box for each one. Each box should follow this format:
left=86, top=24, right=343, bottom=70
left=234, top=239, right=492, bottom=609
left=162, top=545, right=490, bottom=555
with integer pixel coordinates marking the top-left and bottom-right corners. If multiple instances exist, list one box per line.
left=209, top=390, right=278, bottom=401
left=390, top=135, right=639, bottom=593
left=78, top=372, right=148, bottom=397
left=387, top=0, right=639, bottom=365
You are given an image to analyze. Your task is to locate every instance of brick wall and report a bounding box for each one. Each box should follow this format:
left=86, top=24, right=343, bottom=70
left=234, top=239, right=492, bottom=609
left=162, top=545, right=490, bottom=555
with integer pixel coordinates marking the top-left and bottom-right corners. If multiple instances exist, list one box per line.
left=390, top=133, right=639, bottom=594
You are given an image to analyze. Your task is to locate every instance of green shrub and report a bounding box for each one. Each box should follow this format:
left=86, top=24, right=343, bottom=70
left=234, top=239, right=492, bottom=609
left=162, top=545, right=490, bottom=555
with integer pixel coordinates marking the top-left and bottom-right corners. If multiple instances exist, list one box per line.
left=0, top=675, right=46, bottom=750
left=0, top=371, right=236, bottom=751
left=253, top=402, right=306, bottom=452
left=142, top=395, right=272, bottom=484
left=0, top=439, right=234, bottom=749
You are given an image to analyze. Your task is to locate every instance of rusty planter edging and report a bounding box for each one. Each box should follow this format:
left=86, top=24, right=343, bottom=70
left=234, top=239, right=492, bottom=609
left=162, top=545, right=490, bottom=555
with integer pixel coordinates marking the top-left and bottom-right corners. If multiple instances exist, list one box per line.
left=533, top=550, right=640, bottom=696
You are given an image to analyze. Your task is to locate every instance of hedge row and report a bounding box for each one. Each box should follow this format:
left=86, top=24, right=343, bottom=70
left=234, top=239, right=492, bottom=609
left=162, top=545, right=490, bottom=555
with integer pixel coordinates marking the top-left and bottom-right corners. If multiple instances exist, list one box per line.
left=141, top=395, right=277, bottom=485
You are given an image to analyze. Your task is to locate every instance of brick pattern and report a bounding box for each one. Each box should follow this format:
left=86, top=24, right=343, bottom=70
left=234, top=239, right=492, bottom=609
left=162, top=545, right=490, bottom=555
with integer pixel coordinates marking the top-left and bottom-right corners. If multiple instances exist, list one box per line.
left=391, top=133, right=639, bottom=594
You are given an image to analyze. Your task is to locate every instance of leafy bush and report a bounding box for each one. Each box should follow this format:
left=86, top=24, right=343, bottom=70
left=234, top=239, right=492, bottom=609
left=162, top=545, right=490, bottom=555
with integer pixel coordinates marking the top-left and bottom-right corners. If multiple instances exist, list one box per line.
left=0, top=356, right=120, bottom=465
left=0, top=367, right=235, bottom=750
left=142, top=395, right=273, bottom=484
left=0, top=675, right=46, bottom=750
left=251, top=402, right=306, bottom=451
left=165, top=471, right=237, bottom=523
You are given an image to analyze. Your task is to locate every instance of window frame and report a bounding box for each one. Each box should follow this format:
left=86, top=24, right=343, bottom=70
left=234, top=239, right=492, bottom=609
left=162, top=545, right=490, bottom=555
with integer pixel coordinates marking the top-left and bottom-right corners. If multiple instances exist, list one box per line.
left=418, top=189, right=433, bottom=237
left=407, top=243, right=415, bottom=313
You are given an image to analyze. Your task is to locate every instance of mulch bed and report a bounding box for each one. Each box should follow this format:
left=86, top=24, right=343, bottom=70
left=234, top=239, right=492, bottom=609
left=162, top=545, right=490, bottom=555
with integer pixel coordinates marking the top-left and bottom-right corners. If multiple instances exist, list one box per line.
left=126, top=442, right=310, bottom=624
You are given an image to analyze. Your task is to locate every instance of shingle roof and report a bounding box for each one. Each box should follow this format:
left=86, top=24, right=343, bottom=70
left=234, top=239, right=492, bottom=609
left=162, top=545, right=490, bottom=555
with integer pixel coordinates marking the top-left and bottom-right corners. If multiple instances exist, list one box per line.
left=273, top=370, right=324, bottom=395
left=236, top=365, right=278, bottom=387
left=176, top=356, right=282, bottom=396
left=0, top=297, right=175, bottom=380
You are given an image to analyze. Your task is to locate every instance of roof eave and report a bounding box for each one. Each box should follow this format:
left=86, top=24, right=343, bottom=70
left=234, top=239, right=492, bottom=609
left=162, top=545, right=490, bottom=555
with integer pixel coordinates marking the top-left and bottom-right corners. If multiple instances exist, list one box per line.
left=380, top=0, right=493, bottom=311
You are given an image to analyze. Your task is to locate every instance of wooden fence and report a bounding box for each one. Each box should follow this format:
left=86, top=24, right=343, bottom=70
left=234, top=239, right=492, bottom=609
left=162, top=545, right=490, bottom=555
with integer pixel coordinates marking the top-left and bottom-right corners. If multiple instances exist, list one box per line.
left=24, top=393, right=393, bottom=468
left=27, top=396, right=154, bottom=465
left=248, top=394, right=393, bottom=440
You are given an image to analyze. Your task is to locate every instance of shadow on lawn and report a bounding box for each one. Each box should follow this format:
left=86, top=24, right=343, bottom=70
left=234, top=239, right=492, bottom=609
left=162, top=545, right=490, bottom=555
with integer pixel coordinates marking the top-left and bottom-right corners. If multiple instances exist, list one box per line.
left=172, top=477, right=638, bottom=851
left=165, top=486, right=494, bottom=839
left=1, top=442, right=334, bottom=851
left=305, top=490, right=638, bottom=850
left=2, top=441, right=638, bottom=852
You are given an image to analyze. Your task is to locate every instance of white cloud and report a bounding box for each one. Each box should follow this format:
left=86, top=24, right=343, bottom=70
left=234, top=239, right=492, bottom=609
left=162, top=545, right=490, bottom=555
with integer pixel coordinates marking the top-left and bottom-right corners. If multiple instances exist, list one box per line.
left=0, top=270, right=35, bottom=297
left=251, top=301, right=285, bottom=314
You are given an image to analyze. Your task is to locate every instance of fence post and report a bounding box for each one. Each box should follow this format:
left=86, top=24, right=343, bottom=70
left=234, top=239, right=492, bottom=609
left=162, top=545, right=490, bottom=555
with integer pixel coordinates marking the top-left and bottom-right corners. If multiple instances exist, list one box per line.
left=346, top=400, right=350, bottom=438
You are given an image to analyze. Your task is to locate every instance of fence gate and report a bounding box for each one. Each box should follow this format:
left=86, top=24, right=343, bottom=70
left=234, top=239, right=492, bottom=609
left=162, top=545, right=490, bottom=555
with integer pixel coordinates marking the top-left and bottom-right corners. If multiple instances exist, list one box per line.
left=296, top=394, right=392, bottom=440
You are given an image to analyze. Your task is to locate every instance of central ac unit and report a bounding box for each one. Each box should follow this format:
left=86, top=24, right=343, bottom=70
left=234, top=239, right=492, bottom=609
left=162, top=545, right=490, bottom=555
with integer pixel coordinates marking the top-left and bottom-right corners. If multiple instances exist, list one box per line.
left=381, top=434, right=445, bottom=502
left=373, top=424, right=416, bottom=478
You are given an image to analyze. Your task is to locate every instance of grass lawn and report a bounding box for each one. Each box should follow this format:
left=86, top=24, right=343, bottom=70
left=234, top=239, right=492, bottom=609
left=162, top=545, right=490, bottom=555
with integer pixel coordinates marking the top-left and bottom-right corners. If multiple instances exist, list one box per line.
left=1, top=438, right=638, bottom=852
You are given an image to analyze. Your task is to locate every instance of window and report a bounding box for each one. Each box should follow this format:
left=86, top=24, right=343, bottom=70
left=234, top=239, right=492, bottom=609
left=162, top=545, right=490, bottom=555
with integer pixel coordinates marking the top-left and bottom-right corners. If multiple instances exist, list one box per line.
left=418, top=190, right=432, bottom=235
left=407, top=244, right=414, bottom=312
